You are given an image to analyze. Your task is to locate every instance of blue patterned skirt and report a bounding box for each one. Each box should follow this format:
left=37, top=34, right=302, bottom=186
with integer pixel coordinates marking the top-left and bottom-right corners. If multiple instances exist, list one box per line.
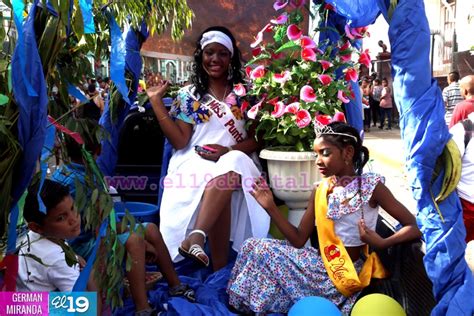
left=227, top=238, right=363, bottom=315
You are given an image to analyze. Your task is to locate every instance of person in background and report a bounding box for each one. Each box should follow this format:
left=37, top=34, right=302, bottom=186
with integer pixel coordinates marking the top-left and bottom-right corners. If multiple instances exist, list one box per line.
left=378, top=78, right=393, bottom=130
left=371, top=78, right=383, bottom=127
left=83, top=84, right=104, bottom=121
left=360, top=77, right=371, bottom=132
left=443, top=71, right=464, bottom=125
left=146, top=26, right=270, bottom=271
left=449, top=75, right=474, bottom=128
left=450, top=110, right=474, bottom=243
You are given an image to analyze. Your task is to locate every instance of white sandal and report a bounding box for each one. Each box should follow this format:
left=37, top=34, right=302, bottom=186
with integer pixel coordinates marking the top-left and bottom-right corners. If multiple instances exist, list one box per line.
left=178, top=229, right=209, bottom=267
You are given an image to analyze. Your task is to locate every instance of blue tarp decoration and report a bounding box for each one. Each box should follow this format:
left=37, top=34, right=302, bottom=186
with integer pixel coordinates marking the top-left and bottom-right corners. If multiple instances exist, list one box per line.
left=79, top=0, right=95, bottom=34
left=67, top=83, right=88, bottom=103
left=8, top=0, right=49, bottom=254
left=97, top=18, right=149, bottom=177
left=326, top=0, right=474, bottom=315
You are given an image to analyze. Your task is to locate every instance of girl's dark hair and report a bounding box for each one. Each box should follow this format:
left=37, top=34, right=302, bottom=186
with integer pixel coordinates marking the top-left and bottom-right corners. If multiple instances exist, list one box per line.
left=191, top=26, right=244, bottom=98
left=24, top=179, right=70, bottom=225
left=321, top=122, right=369, bottom=176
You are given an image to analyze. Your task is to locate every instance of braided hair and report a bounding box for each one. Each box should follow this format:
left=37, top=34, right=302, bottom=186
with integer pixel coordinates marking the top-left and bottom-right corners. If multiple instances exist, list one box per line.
left=191, top=26, right=244, bottom=98
left=319, top=122, right=369, bottom=176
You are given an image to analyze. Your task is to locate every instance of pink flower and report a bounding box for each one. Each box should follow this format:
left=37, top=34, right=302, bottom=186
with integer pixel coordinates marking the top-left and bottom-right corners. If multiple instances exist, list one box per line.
left=318, top=74, right=332, bottom=86
left=267, top=96, right=280, bottom=106
left=273, top=70, right=291, bottom=84
left=296, top=109, right=311, bottom=128
left=245, top=67, right=253, bottom=78
left=233, top=83, right=246, bottom=97
left=270, top=12, right=288, bottom=24
left=358, top=49, right=371, bottom=68
left=345, top=25, right=369, bottom=40
left=251, top=24, right=273, bottom=48
left=271, top=101, right=286, bottom=118
left=344, top=24, right=356, bottom=40
left=344, top=68, right=358, bottom=82
left=250, top=32, right=263, bottom=48
left=285, top=102, right=300, bottom=114
left=300, top=85, right=316, bottom=103
left=315, top=114, right=332, bottom=125
left=299, top=36, right=316, bottom=49
left=337, top=90, right=350, bottom=103
left=247, top=98, right=265, bottom=119
left=225, top=93, right=237, bottom=106
left=301, top=48, right=316, bottom=62
left=319, top=60, right=333, bottom=71
left=339, top=41, right=351, bottom=52
left=252, top=47, right=262, bottom=57
left=340, top=53, right=352, bottom=62
left=240, top=100, right=250, bottom=114
left=324, top=3, right=335, bottom=11
left=250, top=65, right=266, bottom=80
left=273, top=0, right=289, bottom=10
left=332, top=111, right=347, bottom=122
left=287, top=24, right=302, bottom=41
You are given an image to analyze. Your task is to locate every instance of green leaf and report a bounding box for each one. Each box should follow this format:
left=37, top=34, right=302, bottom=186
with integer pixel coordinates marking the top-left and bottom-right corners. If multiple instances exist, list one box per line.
left=0, top=12, right=5, bottom=44
left=295, top=141, right=305, bottom=152
left=273, top=26, right=286, bottom=43
left=91, top=188, right=99, bottom=204
left=245, top=53, right=271, bottom=67
left=59, top=0, right=71, bottom=25
left=72, top=0, right=84, bottom=39
left=0, top=94, right=8, bottom=106
left=20, top=253, right=50, bottom=266
left=275, top=41, right=300, bottom=54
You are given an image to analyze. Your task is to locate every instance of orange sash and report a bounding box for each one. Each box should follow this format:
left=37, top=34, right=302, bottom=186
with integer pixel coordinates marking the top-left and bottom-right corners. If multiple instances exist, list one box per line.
left=315, top=178, right=388, bottom=297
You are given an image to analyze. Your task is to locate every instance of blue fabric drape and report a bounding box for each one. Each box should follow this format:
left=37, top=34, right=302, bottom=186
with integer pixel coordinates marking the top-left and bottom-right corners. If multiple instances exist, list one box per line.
left=97, top=19, right=148, bottom=176
left=8, top=1, right=48, bottom=254
left=325, top=0, right=474, bottom=315
left=79, top=0, right=95, bottom=34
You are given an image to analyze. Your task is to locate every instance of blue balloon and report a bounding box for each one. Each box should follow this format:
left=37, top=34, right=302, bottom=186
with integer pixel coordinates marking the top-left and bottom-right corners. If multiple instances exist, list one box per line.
left=289, top=296, right=342, bottom=316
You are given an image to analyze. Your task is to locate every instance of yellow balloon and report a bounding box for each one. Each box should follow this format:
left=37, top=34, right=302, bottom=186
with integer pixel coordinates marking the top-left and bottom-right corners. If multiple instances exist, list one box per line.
left=351, top=294, right=406, bottom=316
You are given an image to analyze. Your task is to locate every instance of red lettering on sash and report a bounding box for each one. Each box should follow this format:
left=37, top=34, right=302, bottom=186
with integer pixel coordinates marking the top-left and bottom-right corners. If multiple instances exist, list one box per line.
left=209, top=101, right=224, bottom=118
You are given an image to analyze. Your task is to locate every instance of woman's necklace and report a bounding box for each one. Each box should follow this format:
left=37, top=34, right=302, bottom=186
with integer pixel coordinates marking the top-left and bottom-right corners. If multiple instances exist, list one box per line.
left=208, top=85, right=229, bottom=113
left=209, top=85, right=229, bottom=103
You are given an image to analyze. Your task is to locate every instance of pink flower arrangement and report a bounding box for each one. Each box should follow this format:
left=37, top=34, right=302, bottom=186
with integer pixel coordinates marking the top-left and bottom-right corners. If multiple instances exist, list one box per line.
left=241, top=0, right=369, bottom=151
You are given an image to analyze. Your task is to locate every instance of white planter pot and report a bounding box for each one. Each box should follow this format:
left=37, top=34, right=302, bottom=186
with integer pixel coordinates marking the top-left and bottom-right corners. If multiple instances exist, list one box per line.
left=260, top=149, right=322, bottom=227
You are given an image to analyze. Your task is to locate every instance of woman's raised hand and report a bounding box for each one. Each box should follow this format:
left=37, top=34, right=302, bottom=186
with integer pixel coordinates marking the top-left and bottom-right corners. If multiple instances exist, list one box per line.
left=250, top=177, right=276, bottom=211
left=146, top=80, right=170, bottom=101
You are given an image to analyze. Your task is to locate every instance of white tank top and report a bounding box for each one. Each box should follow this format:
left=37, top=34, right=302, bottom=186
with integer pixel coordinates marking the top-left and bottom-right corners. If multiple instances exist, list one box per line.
left=325, top=173, right=384, bottom=247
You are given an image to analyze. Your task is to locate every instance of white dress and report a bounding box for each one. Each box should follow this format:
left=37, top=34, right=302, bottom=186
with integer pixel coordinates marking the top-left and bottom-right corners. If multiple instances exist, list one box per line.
left=159, top=86, right=270, bottom=261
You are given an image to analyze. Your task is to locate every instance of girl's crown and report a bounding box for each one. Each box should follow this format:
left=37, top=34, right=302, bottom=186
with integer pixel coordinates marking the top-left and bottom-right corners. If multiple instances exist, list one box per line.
left=313, top=114, right=358, bottom=142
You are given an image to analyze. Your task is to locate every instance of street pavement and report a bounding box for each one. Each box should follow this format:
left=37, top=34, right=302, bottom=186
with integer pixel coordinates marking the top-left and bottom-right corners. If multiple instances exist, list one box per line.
left=363, top=126, right=418, bottom=227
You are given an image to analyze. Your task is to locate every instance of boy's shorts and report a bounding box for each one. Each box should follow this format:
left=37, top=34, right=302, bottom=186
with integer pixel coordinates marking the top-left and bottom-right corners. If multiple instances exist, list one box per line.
left=117, top=222, right=149, bottom=245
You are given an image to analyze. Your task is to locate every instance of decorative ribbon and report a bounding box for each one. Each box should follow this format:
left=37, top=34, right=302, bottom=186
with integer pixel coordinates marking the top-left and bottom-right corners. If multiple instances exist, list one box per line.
left=105, top=11, right=130, bottom=105
left=0, top=254, right=19, bottom=291
left=79, top=0, right=95, bottom=34
left=315, top=178, right=388, bottom=297
left=67, top=84, right=88, bottom=103
left=73, top=219, right=108, bottom=291
left=12, top=0, right=36, bottom=96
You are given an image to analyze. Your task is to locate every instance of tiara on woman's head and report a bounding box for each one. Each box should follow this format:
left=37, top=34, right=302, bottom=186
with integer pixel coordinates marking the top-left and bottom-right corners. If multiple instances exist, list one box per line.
left=313, top=118, right=358, bottom=142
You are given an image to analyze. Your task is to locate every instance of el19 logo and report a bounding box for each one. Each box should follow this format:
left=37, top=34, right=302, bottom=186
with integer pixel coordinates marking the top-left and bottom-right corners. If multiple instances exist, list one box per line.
left=49, top=292, right=96, bottom=315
